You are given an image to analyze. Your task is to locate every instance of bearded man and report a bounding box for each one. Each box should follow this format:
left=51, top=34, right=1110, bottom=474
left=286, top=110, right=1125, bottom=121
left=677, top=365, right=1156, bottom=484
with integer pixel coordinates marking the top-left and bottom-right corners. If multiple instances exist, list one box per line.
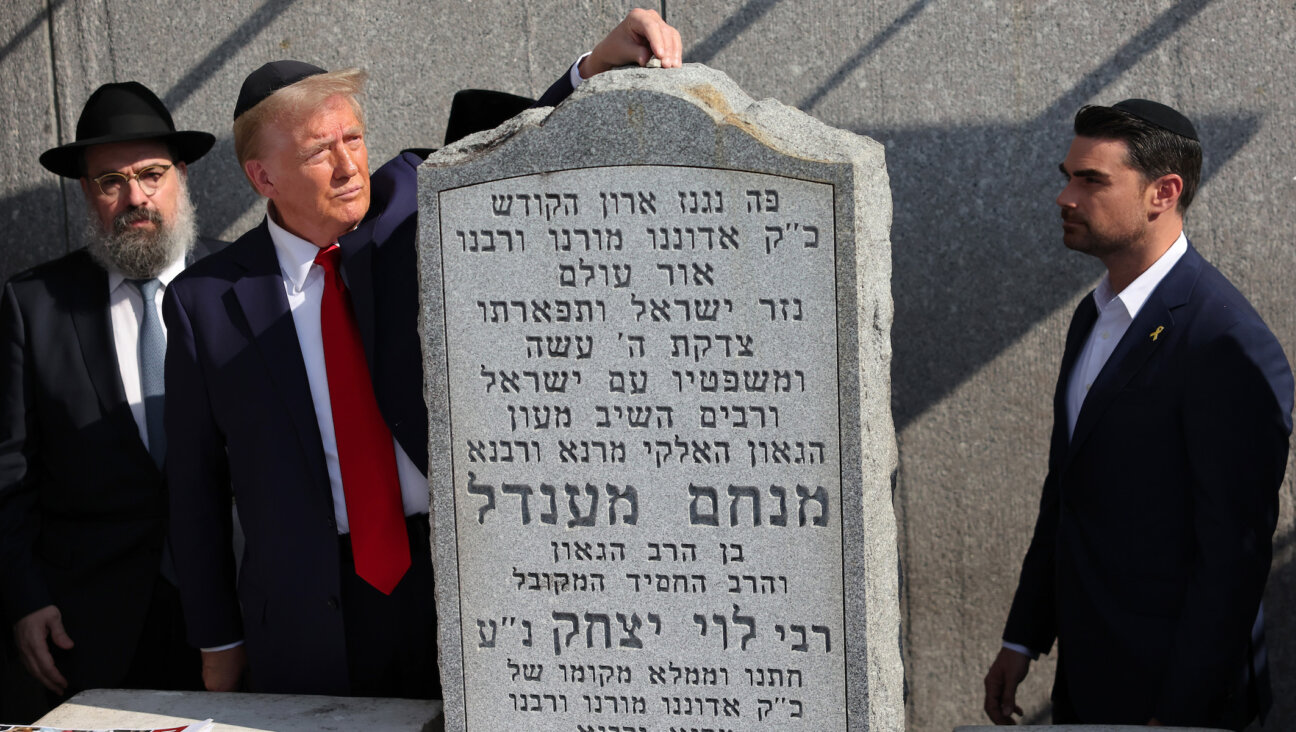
left=0, top=81, right=224, bottom=715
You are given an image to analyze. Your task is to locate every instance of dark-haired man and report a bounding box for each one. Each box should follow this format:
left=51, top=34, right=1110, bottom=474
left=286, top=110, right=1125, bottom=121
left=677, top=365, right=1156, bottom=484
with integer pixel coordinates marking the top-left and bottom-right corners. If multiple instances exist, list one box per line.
left=982, top=100, right=1292, bottom=728
left=0, top=81, right=222, bottom=714
left=163, top=10, right=681, bottom=698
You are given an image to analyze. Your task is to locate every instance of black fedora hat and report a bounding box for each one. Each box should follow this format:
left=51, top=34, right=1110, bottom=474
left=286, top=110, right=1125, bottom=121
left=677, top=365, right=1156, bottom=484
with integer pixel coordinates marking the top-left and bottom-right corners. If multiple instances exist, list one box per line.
left=39, top=81, right=216, bottom=178
left=399, top=90, right=537, bottom=160
left=444, top=89, right=535, bottom=146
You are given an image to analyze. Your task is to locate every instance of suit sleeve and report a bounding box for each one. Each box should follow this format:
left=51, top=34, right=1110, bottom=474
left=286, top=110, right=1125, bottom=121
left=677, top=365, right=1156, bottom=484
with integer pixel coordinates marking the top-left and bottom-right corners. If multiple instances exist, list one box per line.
left=0, top=281, right=54, bottom=624
left=1002, top=465, right=1060, bottom=656
left=162, top=283, right=243, bottom=648
left=1002, top=299, right=1098, bottom=657
left=533, top=61, right=579, bottom=108
left=1155, top=319, right=1293, bottom=723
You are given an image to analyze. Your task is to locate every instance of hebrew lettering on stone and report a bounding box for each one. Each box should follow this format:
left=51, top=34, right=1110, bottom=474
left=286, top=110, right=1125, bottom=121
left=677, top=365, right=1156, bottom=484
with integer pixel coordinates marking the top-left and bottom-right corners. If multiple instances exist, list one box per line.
left=435, top=163, right=851, bottom=730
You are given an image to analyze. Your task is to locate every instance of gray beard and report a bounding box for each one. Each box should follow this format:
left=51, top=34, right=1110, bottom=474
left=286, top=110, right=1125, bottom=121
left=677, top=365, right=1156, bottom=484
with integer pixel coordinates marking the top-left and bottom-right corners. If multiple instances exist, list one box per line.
left=84, top=178, right=197, bottom=279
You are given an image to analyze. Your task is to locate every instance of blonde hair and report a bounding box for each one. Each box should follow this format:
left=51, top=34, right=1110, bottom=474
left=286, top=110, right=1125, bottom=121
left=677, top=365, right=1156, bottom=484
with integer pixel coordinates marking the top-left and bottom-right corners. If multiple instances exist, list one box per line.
left=232, top=68, right=368, bottom=186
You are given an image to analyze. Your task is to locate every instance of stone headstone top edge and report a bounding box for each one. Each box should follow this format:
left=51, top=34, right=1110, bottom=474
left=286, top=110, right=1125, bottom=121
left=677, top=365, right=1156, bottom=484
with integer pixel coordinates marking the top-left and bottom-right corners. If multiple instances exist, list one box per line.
left=425, top=64, right=884, bottom=173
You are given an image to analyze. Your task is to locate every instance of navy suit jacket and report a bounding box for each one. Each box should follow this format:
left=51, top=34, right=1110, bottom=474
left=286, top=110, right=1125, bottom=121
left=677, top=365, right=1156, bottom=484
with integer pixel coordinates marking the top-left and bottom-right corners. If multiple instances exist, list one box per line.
left=1004, top=243, right=1293, bottom=726
left=0, top=239, right=222, bottom=690
left=163, top=73, right=575, bottom=694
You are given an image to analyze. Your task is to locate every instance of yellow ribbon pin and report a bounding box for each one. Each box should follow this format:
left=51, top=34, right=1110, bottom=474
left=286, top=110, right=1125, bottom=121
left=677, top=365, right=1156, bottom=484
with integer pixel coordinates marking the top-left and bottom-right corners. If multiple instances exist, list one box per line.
left=1149, top=325, right=1165, bottom=342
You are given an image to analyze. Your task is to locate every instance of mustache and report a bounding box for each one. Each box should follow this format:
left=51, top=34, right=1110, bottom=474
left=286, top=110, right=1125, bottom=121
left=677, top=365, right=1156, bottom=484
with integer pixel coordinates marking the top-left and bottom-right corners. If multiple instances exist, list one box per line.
left=1060, top=209, right=1085, bottom=224
left=112, top=206, right=162, bottom=234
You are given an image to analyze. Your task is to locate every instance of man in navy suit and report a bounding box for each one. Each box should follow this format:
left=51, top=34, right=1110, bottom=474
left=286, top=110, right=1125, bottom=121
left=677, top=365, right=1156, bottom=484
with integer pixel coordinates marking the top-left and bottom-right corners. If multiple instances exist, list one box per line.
left=0, top=81, right=221, bottom=715
left=982, top=100, right=1293, bottom=728
left=163, top=10, right=681, bottom=697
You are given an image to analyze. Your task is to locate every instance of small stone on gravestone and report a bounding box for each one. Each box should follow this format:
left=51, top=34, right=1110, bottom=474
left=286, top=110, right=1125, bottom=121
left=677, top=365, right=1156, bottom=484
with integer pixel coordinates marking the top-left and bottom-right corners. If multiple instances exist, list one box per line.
left=418, top=63, right=899, bottom=731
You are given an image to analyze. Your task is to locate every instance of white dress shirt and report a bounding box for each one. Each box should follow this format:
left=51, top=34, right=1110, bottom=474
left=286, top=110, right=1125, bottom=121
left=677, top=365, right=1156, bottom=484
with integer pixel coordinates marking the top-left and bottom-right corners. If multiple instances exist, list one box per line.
left=266, top=213, right=429, bottom=534
left=571, top=53, right=592, bottom=87
left=1065, top=232, right=1187, bottom=437
left=108, top=256, right=187, bottom=448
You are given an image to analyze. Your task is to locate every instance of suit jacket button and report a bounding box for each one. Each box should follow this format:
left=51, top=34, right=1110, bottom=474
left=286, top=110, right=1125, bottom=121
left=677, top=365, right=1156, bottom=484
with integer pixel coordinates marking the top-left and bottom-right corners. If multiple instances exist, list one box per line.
left=327, top=597, right=339, bottom=610
left=327, top=516, right=336, bottom=529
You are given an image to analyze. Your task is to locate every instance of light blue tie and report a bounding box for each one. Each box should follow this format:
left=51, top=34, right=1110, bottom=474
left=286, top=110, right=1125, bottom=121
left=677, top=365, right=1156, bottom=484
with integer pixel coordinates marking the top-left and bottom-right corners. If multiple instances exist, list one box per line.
left=131, top=278, right=177, bottom=584
left=130, top=278, right=166, bottom=466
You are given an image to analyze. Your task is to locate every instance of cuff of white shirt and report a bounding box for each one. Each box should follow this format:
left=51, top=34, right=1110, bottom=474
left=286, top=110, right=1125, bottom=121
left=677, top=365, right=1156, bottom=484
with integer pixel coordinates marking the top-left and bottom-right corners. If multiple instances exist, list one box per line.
left=570, top=52, right=593, bottom=87
left=1002, top=641, right=1038, bottom=660
left=201, top=640, right=244, bottom=653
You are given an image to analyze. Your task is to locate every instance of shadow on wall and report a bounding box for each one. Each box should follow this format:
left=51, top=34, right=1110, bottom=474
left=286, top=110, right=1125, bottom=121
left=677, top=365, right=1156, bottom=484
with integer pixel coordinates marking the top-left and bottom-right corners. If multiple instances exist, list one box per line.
left=0, top=0, right=64, bottom=67
left=686, top=0, right=1244, bottom=431
left=870, top=111, right=1259, bottom=431
left=187, top=135, right=262, bottom=242
left=835, top=0, right=1249, bottom=430
left=682, top=0, right=783, bottom=65
left=0, top=184, right=69, bottom=278
left=157, top=0, right=298, bottom=113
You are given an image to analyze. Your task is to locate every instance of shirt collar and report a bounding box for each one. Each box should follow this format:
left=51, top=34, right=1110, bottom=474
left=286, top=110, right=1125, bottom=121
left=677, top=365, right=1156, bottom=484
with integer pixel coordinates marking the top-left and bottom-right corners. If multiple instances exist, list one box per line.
left=1092, top=231, right=1188, bottom=319
left=266, top=205, right=332, bottom=294
left=106, top=249, right=188, bottom=295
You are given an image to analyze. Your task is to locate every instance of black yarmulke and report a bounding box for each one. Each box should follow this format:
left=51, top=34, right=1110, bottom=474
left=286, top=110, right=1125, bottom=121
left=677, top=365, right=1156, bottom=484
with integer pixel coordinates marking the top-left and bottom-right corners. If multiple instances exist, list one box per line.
left=234, top=60, right=327, bottom=120
left=1112, top=98, right=1198, bottom=141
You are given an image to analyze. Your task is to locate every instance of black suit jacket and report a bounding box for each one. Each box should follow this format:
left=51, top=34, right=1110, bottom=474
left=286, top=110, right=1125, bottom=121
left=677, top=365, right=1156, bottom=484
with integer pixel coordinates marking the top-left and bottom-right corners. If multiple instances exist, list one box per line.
left=1004, top=244, right=1293, bottom=727
left=0, top=238, right=223, bottom=690
left=165, top=220, right=356, bottom=693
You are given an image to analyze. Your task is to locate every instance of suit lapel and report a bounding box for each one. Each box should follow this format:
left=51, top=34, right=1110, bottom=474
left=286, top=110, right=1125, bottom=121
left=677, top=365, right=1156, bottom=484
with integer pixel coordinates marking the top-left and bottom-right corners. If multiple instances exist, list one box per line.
left=1056, top=296, right=1097, bottom=408
left=229, top=222, right=330, bottom=488
left=337, top=221, right=377, bottom=369
left=67, top=259, right=129, bottom=416
left=1048, top=295, right=1097, bottom=469
left=1065, top=245, right=1202, bottom=466
left=64, top=255, right=160, bottom=473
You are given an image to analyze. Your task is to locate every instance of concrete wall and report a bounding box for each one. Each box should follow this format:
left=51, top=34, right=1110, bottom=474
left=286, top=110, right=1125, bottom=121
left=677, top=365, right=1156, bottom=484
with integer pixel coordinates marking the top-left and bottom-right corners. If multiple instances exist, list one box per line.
left=2, top=1, right=1293, bottom=729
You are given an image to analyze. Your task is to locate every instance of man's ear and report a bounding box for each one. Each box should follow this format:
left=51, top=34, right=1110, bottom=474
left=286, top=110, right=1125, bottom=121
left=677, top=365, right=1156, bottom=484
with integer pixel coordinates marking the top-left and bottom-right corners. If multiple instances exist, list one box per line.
left=78, top=177, right=93, bottom=198
left=175, top=161, right=188, bottom=179
left=245, top=159, right=274, bottom=198
left=1148, top=173, right=1184, bottom=214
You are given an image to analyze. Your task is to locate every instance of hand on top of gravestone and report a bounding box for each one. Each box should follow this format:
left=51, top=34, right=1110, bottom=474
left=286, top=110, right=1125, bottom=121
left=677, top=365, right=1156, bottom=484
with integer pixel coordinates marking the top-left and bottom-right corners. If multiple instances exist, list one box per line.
left=579, top=8, right=682, bottom=78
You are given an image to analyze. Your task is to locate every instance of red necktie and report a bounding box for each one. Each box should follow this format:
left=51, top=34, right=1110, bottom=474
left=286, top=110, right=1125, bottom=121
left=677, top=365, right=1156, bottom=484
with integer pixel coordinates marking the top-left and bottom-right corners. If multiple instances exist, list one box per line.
left=315, top=244, right=410, bottom=594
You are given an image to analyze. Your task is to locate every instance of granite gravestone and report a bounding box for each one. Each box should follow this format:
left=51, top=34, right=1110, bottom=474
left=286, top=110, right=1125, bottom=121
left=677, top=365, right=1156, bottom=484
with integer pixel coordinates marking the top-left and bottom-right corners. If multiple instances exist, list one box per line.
left=418, top=64, right=900, bottom=731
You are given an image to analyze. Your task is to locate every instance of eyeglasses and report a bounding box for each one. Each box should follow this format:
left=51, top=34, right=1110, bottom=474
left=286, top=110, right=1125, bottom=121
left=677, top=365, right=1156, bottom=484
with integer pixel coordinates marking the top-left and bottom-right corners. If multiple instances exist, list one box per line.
left=91, top=164, right=173, bottom=198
